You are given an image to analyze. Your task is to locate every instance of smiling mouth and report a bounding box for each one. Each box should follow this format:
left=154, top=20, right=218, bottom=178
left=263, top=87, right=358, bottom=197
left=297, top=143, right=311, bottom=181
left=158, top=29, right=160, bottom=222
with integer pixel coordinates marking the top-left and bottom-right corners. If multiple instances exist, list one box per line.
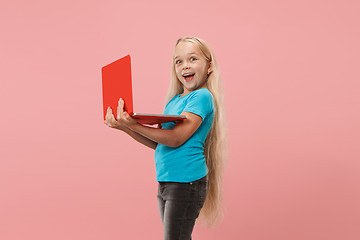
left=183, top=73, right=195, bottom=82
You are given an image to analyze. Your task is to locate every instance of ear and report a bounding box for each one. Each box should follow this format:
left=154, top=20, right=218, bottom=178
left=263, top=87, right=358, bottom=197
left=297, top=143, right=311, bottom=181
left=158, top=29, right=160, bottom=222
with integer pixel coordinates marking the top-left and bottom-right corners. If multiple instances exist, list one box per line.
left=207, top=62, right=213, bottom=74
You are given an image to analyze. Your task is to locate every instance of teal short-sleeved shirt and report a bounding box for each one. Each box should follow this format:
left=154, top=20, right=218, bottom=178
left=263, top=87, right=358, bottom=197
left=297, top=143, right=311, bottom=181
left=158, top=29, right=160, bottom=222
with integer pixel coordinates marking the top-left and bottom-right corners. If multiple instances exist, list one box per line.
left=154, top=88, right=214, bottom=182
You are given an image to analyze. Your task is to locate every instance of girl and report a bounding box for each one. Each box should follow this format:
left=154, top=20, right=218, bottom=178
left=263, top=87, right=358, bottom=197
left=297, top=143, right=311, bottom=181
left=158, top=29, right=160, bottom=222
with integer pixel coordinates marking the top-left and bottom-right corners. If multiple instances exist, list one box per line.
left=104, top=36, right=226, bottom=240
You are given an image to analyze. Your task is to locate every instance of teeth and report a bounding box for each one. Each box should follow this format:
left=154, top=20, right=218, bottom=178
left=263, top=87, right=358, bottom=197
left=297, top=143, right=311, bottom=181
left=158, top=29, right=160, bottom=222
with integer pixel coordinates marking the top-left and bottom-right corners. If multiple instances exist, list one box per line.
left=183, top=73, right=193, bottom=77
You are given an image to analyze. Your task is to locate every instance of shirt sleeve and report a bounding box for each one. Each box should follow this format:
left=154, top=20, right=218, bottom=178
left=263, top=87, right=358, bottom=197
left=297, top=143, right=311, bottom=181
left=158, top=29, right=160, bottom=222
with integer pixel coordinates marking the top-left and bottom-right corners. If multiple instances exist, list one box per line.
left=183, top=90, right=214, bottom=120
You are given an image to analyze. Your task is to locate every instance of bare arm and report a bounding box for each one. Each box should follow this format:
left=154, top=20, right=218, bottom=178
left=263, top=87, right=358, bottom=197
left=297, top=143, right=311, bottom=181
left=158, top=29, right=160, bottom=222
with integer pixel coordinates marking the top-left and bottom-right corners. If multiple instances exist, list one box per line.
left=104, top=103, right=158, bottom=150
left=105, top=98, right=202, bottom=148
left=128, top=112, right=202, bottom=148
left=122, top=126, right=158, bottom=150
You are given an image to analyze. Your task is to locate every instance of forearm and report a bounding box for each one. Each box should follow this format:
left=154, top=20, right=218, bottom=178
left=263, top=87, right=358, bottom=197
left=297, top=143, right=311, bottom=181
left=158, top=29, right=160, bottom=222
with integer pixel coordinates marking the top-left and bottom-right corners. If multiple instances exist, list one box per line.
left=129, top=123, right=180, bottom=148
left=123, top=127, right=158, bottom=150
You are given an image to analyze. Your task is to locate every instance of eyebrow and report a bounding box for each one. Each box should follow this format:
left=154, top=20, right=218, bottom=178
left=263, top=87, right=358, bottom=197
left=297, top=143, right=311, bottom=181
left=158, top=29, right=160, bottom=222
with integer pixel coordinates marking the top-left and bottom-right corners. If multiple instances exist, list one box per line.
left=174, top=52, right=197, bottom=59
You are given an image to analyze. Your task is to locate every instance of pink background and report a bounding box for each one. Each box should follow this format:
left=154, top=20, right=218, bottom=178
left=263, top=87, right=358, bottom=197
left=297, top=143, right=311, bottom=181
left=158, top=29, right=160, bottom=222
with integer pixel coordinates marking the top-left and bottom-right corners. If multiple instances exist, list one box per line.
left=1, top=0, right=359, bottom=239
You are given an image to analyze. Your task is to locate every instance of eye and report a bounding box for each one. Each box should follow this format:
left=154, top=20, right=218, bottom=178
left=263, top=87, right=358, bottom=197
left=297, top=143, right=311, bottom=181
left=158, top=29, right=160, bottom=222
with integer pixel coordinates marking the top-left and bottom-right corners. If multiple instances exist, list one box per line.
left=175, top=60, right=182, bottom=64
left=190, top=57, right=197, bottom=61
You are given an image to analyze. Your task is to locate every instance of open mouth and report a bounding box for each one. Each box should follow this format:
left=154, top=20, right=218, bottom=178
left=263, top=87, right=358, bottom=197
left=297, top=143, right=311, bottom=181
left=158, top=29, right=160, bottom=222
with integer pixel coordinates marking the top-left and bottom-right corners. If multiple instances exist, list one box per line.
left=183, top=73, right=195, bottom=82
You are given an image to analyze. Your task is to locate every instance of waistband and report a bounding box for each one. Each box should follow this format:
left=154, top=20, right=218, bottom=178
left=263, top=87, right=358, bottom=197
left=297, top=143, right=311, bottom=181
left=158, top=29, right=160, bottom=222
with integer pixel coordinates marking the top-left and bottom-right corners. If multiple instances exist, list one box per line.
left=158, top=175, right=208, bottom=185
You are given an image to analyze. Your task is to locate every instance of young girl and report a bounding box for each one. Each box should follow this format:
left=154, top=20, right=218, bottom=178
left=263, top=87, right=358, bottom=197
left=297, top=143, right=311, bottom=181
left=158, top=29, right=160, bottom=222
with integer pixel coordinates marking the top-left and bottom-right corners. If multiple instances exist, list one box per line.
left=104, top=36, right=226, bottom=240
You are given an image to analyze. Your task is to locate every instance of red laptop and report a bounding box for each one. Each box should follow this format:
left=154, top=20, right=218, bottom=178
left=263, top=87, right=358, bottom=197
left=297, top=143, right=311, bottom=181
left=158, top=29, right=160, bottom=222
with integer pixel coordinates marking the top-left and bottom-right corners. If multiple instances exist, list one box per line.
left=101, top=55, right=186, bottom=125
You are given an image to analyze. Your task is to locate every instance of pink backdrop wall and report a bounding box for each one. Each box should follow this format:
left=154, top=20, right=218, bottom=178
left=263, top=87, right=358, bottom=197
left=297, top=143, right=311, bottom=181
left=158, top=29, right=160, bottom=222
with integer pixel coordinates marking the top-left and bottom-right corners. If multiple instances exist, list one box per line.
left=1, top=0, right=359, bottom=239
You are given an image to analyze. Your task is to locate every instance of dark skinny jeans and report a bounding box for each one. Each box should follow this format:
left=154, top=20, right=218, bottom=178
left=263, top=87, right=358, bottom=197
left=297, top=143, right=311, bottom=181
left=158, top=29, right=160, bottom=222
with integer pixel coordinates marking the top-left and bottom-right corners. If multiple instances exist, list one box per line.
left=157, top=176, right=208, bottom=240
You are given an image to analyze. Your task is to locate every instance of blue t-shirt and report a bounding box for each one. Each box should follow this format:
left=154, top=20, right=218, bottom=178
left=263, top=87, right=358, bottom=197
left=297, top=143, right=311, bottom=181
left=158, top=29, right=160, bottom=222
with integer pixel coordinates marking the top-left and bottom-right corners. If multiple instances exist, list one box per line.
left=154, top=88, right=214, bottom=182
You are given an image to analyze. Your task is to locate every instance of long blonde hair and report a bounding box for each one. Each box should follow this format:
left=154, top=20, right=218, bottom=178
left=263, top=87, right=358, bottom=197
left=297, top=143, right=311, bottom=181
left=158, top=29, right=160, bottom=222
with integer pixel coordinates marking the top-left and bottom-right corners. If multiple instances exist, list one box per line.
left=165, top=36, right=227, bottom=227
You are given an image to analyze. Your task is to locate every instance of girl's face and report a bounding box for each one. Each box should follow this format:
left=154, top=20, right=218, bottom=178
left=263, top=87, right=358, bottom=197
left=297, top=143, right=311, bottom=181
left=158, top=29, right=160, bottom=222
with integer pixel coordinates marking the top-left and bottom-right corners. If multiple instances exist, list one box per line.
left=173, top=41, right=211, bottom=95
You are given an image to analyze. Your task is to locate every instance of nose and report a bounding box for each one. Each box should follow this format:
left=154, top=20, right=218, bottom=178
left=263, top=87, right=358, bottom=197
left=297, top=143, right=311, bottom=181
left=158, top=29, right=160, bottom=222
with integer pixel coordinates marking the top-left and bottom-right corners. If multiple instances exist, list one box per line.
left=182, top=61, right=190, bottom=70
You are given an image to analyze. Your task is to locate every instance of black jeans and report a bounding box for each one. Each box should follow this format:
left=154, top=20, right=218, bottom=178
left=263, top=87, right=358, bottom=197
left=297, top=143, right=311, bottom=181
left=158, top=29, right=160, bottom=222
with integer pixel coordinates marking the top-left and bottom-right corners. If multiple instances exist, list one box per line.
left=157, top=176, right=208, bottom=240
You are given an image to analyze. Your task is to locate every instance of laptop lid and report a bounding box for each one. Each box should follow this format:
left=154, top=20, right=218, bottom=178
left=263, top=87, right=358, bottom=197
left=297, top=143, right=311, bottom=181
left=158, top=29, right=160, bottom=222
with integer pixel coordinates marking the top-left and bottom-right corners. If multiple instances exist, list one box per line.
left=102, top=55, right=133, bottom=119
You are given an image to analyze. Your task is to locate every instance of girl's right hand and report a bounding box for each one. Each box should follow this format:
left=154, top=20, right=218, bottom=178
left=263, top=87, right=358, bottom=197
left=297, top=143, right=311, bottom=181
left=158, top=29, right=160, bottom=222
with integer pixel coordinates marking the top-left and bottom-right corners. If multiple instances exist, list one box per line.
left=104, top=98, right=138, bottom=132
left=104, top=107, right=126, bottom=131
left=104, top=98, right=128, bottom=131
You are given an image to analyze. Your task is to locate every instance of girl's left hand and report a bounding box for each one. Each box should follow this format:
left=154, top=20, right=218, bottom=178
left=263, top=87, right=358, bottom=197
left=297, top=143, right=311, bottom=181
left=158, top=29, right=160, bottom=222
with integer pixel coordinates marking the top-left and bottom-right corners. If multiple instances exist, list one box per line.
left=104, top=98, right=138, bottom=130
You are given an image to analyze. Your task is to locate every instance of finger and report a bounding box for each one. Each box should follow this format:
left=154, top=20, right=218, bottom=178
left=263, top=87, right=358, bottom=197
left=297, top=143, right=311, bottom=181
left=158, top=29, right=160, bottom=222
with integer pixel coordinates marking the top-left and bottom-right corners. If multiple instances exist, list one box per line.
left=107, top=107, right=115, bottom=119
left=106, top=108, right=116, bottom=125
left=105, top=114, right=111, bottom=125
left=118, top=98, right=124, bottom=110
left=120, top=98, right=125, bottom=110
left=105, top=110, right=109, bottom=121
left=117, top=98, right=122, bottom=120
left=110, top=111, right=116, bottom=121
left=105, top=108, right=111, bottom=121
